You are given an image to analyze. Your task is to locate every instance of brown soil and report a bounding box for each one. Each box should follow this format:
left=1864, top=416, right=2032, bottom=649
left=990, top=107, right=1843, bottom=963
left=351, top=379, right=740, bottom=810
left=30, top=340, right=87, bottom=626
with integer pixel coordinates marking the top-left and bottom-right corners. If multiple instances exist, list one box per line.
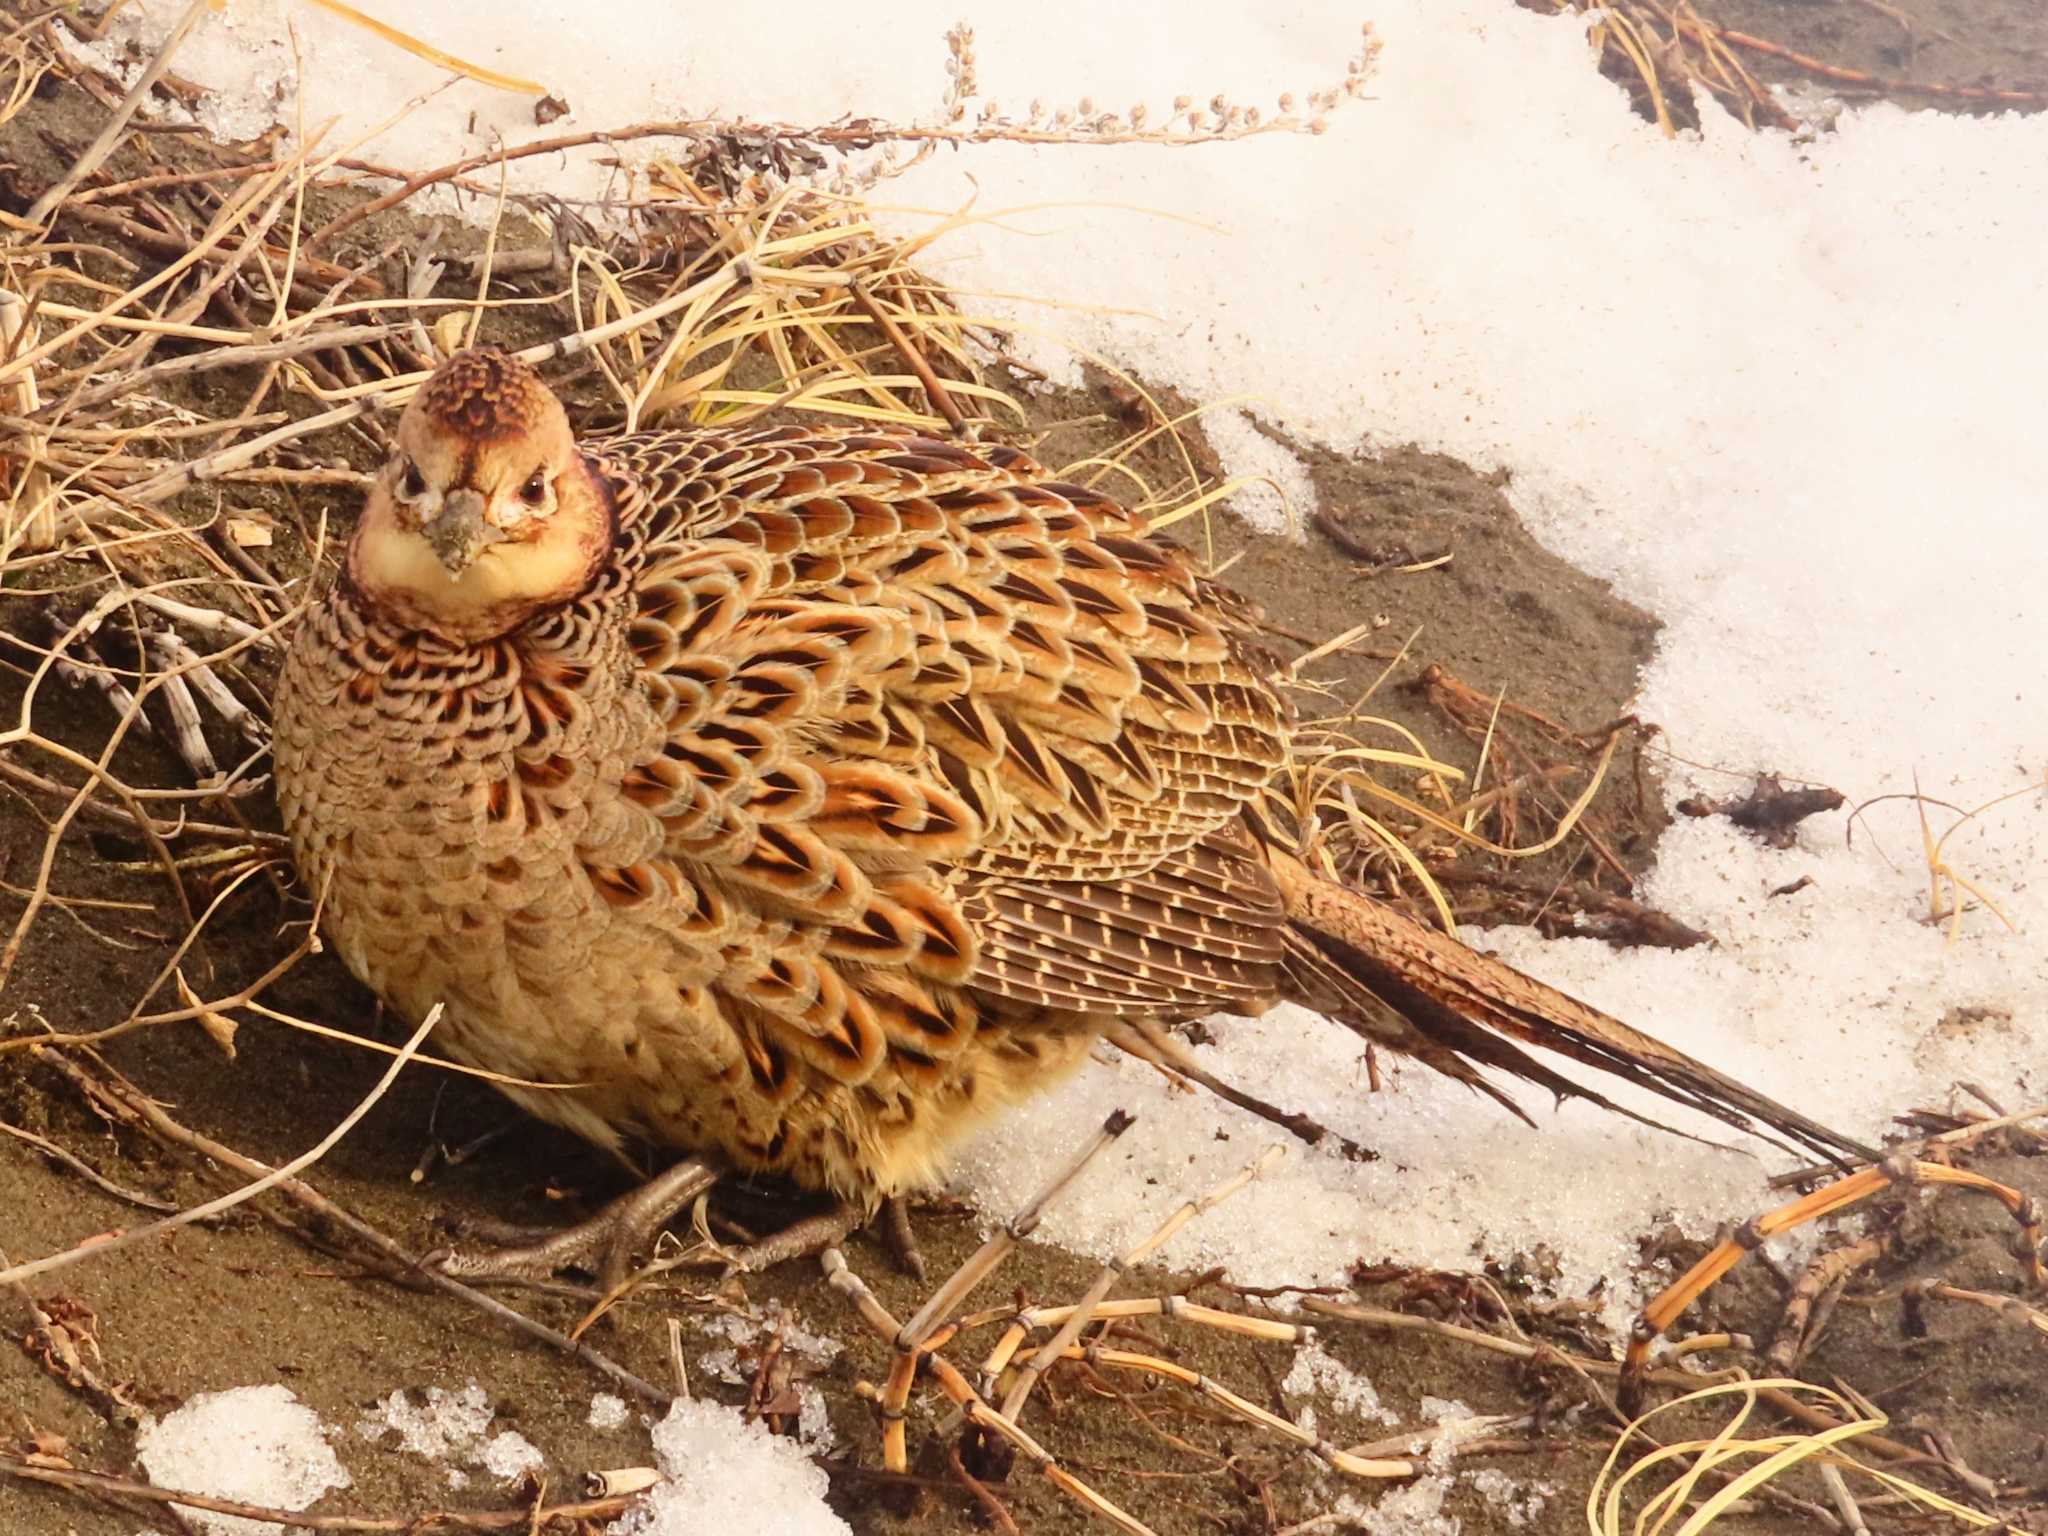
left=3, top=5, right=2044, bottom=1536
left=1683, top=0, right=2048, bottom=108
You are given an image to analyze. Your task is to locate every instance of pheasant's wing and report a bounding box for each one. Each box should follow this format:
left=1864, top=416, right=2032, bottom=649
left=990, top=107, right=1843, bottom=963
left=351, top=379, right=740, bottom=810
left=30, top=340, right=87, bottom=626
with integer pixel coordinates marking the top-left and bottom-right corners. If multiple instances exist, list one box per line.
left=586, top=425, right=1294, bottom=1079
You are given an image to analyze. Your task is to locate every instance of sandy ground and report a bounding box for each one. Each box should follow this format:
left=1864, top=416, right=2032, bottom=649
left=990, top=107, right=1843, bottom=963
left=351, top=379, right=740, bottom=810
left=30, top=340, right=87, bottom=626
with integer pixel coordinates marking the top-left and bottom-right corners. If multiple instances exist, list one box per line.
left=4, top=3, right=2045, bottom=1533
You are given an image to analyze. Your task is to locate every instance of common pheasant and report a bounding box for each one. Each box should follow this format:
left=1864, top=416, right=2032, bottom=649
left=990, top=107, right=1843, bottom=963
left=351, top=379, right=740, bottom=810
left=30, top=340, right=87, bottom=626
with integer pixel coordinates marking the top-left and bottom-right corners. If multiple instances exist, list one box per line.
left=273, top=348, right=1867, bottom=1277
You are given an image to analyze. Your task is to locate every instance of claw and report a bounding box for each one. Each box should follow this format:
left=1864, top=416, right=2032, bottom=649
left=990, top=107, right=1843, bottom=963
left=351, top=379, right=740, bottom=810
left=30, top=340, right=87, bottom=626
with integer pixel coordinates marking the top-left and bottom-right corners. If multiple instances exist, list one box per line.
left=428, top=1156, right=722, bottom=1291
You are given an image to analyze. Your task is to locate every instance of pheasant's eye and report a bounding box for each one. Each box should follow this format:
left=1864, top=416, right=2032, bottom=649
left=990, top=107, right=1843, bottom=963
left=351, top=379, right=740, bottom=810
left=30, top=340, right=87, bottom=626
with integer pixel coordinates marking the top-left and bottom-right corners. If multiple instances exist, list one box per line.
left=520, top=470, right=549, bottom=507
left=400, top=461, right=426, bottom=499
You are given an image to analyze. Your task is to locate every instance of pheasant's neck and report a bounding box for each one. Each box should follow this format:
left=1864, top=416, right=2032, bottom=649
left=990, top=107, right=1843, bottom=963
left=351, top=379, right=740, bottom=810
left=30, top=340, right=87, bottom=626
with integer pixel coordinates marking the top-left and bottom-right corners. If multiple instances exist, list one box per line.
left=317, top=561, right=656, bottom=833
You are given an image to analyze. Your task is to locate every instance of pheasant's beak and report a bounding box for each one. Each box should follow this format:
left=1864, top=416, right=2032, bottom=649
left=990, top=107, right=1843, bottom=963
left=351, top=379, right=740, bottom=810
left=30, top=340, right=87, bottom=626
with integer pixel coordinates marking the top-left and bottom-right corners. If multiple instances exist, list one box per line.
left=420, top=488, right=498, bottom=576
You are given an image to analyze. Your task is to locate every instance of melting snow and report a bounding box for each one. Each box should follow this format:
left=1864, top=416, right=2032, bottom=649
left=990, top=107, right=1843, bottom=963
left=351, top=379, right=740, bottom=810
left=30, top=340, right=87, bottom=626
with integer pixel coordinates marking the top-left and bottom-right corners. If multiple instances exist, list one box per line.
left=606, top=1399, right=851, bottom=1536
left=1284, top=1337, right=1400, bottom=1436
left=134, top=1385, right=350, bottom=1536
left=357, top=1384, right=542, bottom=1485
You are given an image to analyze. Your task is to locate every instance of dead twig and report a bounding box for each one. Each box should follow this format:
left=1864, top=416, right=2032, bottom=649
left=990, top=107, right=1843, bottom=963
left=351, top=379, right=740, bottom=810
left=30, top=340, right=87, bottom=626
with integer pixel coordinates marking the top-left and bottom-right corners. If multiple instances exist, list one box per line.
left=1768, top=1232, right=1888, bottom=1371
left=32, top=1047, right=674, bottom=1408
left=0, top=1118, right=180, bottom=1214
left=1677, top=771, right=1845, bottom=849
left=0, top=1452, right=633, bottom=1531
left=24, top=0, right=212, bottom=225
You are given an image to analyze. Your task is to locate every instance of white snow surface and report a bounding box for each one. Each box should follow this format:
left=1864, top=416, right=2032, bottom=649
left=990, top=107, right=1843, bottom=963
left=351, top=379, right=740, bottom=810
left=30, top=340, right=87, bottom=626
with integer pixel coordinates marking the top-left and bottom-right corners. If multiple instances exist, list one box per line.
left=607, top=1399, right=852, bottom=1536
left=85, top=0, right=2046, bottom=1311
left=357, top=1384, right=543, bottom=1484
left=134, top=1385, right=350, bottom=1536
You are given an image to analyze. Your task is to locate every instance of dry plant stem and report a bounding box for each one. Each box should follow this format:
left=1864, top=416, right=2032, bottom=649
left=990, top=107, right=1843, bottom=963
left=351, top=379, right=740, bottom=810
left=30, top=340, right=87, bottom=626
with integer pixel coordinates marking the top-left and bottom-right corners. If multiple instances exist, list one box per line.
left=1107, top=1019, right=1376, bottom=1161
left=148, top=662, right=218, bottom=780
left=34, top=1049, right=673, bottom=1408
left=821, top=1249, right=1157, bottom=1536
left=24, top=0, right=211, bottom=225
left=0, top=1455, right=633, bottom=1533
left=945, top=1438, right=1020, bottom=1535
left=1769, top=1102, right=2048, bottom=1189
left=896, top=1109, right=1133, bottom=1351
left=1345, top=1413, right=1532, bottom=1462
left=151, top=630, right=264, bottom=740
left=996, top=1144, right=1285, bottom=1421
left=2, top=146, right=321, bottom=386
left=51, top=322, right=400, bottom=416
left=305, top=97, right=1351, bottom=252
left=1304, top=1293, right=1926, bottom=1499
left=0, top=754, right=279, bottom=848
left=864, top=1110, right=1131, bottom=1473
left=1073, top=1343, right=1412, bottom=1478
left=849, top=278, right=969, bottom=434
left=1702, top=16, right=2048, bottom=105
left=1907, top=1277, right=2048, bottom=1340
left=0, top=1007, right=441, bottom=1287
left=0, top=291, right=55, bottom=554
left=1768, top=1232, right=1886, bottom=1371
left=4, top=1258, right=142, bottom=1429
left=56, top=199, right=375, bottom=305
left=0, top=657, right=198, bottom=995
left=0, top=1118, right=179, bottom=1213
left=1624, top=1155, right=2047, bottom=1411
left=962, top=1293, right=1309, bottom=1347
left=1820, top=1461, right=1871, bottom=1536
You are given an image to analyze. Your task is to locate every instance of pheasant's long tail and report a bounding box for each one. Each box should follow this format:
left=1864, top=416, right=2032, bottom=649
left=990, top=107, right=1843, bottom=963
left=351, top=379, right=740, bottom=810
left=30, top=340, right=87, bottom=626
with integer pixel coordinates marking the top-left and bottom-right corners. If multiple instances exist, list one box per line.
left=1267, top=850, right=1876, bottom=1167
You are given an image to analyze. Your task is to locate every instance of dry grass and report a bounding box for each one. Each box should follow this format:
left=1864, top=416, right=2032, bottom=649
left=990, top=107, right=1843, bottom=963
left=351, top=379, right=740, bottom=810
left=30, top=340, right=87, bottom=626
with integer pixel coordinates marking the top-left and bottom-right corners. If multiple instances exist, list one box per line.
left=1538, top=0, right=2048, bottom=134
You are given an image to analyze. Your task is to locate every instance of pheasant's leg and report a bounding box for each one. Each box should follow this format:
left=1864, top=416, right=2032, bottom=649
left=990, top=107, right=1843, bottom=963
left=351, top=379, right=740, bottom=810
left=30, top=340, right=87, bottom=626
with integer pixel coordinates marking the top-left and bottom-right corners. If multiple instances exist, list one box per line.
left=881, top=1194, right=928, bottom=1282
left=430, top=1156, right=723, bottom=1290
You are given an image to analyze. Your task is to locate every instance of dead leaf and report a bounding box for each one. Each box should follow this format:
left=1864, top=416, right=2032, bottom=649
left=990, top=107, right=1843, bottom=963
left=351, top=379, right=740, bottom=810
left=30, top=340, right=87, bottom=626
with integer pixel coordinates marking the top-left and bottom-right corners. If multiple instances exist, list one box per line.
left=176, top=970, right=239, bottom=1058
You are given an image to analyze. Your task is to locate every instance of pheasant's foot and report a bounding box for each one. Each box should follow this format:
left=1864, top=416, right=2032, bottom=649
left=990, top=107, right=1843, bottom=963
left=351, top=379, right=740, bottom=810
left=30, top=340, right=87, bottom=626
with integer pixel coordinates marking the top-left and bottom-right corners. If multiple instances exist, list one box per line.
left=720, top=1195, right=926, bottom=1278
left=427, top=1156, right=722, bottom=1291
left=723, top=1201, right=866, bottom=1274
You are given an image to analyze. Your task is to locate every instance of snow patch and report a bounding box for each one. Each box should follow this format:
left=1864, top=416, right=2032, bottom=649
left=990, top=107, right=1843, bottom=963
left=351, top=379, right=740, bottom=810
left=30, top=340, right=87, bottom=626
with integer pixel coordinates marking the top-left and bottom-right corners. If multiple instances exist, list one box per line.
left=135, top=1386, right=350, bottom=1536
left=358, top=1384, right=541, bottom=1485
left=607, top=1399, right=851, bottom=1536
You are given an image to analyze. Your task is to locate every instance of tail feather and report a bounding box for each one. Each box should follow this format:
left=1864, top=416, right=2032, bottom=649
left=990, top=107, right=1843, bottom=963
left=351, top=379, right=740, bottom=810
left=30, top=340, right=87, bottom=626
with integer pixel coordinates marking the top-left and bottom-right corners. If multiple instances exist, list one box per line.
left=1269, top=851, right=1877, bottom=1168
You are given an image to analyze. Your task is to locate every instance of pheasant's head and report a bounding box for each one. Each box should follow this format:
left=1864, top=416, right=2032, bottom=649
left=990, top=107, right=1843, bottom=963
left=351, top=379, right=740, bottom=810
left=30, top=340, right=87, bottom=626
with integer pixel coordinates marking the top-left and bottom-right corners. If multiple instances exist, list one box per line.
left=348, top=348, right=615, bottom=642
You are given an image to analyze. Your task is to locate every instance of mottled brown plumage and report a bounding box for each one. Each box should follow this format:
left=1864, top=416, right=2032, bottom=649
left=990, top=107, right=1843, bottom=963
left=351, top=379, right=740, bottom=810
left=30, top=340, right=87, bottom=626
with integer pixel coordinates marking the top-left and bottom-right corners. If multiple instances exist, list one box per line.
left=274, top=349, right=1865, bottom=1212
